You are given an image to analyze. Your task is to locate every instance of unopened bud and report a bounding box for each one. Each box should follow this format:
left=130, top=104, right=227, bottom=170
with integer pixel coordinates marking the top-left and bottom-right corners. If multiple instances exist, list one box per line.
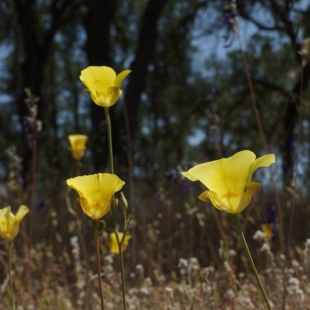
left=120, top=192, right=128, bottom=211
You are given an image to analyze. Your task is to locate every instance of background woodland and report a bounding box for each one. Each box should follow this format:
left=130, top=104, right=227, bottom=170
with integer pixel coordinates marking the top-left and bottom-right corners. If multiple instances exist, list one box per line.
left=0, top=0, right=310, bottom=264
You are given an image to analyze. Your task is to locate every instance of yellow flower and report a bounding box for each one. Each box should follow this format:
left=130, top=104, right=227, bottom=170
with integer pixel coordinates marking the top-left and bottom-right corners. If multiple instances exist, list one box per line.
left=66, top=173, right=125, bottom=220
left=68, top=134, right=88, bottom=161
left=110, top=232, right=131, bottom=254
left=261, top=224, right=274, bottom=242
left=80, top=66, right=131, bottom=108
left=0, top=205, right=29, bottom=241
left=182, top=150, right=275, bottom=214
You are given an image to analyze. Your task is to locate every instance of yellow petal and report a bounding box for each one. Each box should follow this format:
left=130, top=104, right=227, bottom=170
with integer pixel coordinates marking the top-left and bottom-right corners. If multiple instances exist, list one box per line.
left=199, top=190, right=230, bottom=212
left=198, top=182, right=261, bottom=214
left=109, top=232, right=132, bottom=254
left=114, top=70, right=131, bottom=87
left=78, top=197, right=112, bottom=219
left=181, top=171, right=199, bottom=181
left=184, top=150, right=256, bottom=194
left=0, top=206, right=28, bottom=241
left=67, top=173, right=125, bottom=220
left=248, top=154, right=276, bottom=181
left=68, top=135, right=88, bottom=160
left=232, top=182, right=261, bottom=213
left=262, top=223, right=274, bottom=241
left=15, top=205, right=29, bottom=222
left=80, top=66, right=116, bottom=90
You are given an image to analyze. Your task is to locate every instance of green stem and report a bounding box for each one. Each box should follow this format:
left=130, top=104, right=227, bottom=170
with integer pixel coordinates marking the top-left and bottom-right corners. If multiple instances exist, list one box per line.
left=8, top=242, right=15, bottom=310
left=115, top=230, right=127, bottom=310
left=123, top=210, right=127, bottom=231
left=233, top=214, right=272, bottom=310
left=94, top=221, right=105, bottom=310
left=104, top=107, right=127, bottom=309
left=104, top=108, right=114, bottom=174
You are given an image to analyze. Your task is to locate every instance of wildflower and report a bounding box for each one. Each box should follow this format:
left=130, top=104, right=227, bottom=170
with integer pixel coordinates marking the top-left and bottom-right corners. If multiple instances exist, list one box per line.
left=0, top=205, right=29, bottom=241
left=68, top=135, right=88, bottom=161
left=66, top=173, right=125, bottom=220
left=261, top=223, right=274, bottom=242
left=182, top=150, right=275, bottom=214
left=109, top=232, right=131, bottom=254
left=80, top=66, right=131, bottom=108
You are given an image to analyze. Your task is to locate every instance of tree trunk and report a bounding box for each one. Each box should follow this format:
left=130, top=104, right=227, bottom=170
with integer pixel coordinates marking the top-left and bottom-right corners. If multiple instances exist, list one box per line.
left=83, top=0, right=117, bottom=171
left=124, top=0, right=169, bottom=141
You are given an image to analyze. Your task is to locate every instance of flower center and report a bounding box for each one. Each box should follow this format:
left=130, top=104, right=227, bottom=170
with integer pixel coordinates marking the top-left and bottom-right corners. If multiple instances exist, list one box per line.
left=221, top=190, right=240, bottom=199
left=90, top=202, right=104, bottom=209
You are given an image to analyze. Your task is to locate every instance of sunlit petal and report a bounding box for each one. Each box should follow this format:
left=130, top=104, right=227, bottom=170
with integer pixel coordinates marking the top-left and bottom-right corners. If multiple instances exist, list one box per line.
left=183, top=150, right=275, bottom=214
left=0, top=205, right=29, bottom=241
left=110, top=232, right=132, bottom=254
left=67, top=173, right=125, bottom=220
left=114, top=70, right=131, bottom=87
left=249, top=154, right=276, bottom=181
left=68, top=135, right=88, bottom=161
left=80, top=66, right=130, bottom=108
left=15, top=205, right=29, bottom=222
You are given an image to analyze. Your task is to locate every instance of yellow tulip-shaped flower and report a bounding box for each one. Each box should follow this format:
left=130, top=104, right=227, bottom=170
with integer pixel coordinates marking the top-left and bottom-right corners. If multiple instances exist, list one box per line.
left=0, top=205, right=29, bottom=241
left=182, top=150, right=275, bottom=214
left=80, top=66, right=131, bottom=108
left=66, top=173, right=125, bottom=219
left=110, top=232, right=131, bottom=254
left=68, top=134, right=88, bottom=161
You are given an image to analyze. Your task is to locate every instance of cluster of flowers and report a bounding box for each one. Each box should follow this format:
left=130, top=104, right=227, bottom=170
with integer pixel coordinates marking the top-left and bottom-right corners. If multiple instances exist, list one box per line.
left=0, top=65, right=277, bottom=310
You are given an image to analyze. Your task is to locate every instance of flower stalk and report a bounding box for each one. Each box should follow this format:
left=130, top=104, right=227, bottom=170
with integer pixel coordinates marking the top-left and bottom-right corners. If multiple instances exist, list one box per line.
left=104, top=107, right=128, bottom=309
left=8, top=242, right=15, bottom=310
left=93, top=220, right=105, bottom=310
left=115, top=231, right=127, bottom=310
left=231, top=214, right=272, bottom=310
left=80, top=65, right=131, bottom=310
left=105, top=108, right=114, bottom=174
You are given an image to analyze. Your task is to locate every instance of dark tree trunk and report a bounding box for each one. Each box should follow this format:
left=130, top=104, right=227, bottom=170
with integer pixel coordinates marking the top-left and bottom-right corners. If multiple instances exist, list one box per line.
left=11, top=0, right=83, bottom=180
left=12, top=0, right=52, bottom=180
left=124, top=0, right=169, bottom=142
left=83, top=0, right=117, bottom=172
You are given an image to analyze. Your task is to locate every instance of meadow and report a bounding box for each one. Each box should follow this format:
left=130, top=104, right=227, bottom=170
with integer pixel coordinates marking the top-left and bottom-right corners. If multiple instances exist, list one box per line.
left=0, top=65, right=309, bottom=310
left=1, top=1, right=310, bottom=309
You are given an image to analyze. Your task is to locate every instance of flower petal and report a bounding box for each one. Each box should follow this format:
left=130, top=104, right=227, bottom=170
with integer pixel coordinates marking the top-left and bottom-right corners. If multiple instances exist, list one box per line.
left=15, top=205, right=29, bottom=222
left=198, top=190, right=230, bottom=213
left=67, top=173, right=125, bottom=220
left=80, top=66, right=116, bottom=91
left=249, top=154, right=276, bottom=180
left=114, top=70, right=131, bottom=87
left=181, top=171, right=199, bottom=181
left=232, top=182, right=261, bottom=213
left=184, top=150, right=256, bottom=194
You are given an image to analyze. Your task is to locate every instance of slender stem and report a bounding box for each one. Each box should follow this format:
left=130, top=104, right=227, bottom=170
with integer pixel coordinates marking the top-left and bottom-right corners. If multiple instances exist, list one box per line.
left=94, top=221, right=105, bottom=310
left=104, top=108, right=114, bottom=174
left=123, top=211, right=127, bottom=231
left=8, top=242, right=15, bottom=310
left=115, top=231, right=127, bottom=310
left=233, top=214, right=272, bottom=310
left=104, top=107, right=127, bottom=309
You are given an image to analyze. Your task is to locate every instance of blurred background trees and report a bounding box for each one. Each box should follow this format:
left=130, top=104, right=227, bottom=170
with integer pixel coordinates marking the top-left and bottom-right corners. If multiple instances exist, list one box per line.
left=0, top=0, right=309, bottom=244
